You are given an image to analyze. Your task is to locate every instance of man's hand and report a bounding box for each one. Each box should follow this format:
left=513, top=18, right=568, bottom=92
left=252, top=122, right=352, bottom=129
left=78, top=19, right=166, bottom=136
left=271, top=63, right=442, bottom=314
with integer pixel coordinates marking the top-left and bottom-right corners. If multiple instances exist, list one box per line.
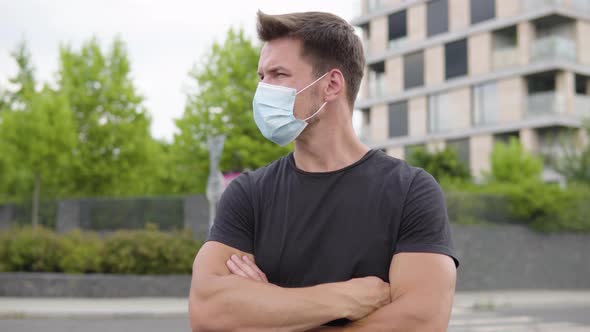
left=226, top=254, right=269, bottom=283
left=226, top=255, right=391, bottom=322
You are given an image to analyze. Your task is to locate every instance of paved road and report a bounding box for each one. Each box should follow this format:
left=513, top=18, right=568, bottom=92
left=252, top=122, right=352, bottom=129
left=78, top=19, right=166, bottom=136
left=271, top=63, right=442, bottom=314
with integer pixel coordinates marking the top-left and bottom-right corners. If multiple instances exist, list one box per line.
left=449, top=304, right=590, bottom=331
left=1, top=304, right=589, bottom=332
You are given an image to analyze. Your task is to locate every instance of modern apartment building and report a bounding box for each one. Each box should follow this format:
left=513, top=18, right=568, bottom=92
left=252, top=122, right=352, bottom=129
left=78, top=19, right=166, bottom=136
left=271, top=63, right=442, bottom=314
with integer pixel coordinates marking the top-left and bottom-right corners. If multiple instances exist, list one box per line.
left=352, top=0, right=590, bottom=180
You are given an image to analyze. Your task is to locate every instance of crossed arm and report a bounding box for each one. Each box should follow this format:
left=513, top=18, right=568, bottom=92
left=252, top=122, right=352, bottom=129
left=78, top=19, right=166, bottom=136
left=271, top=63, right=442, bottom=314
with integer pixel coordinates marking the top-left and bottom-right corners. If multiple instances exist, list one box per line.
left=188, top=241, right=456, bottom=331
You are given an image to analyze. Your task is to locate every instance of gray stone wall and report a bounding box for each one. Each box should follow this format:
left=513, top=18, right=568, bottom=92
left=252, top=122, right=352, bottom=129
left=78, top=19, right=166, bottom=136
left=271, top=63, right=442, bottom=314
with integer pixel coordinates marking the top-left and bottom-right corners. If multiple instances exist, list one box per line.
left=453, top=224, right=590, bottom=291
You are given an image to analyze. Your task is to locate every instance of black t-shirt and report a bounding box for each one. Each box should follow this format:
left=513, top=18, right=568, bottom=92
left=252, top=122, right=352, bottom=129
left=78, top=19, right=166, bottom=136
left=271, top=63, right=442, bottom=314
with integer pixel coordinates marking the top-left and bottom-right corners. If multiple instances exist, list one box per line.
left=206, top=149, right=459, bottom=325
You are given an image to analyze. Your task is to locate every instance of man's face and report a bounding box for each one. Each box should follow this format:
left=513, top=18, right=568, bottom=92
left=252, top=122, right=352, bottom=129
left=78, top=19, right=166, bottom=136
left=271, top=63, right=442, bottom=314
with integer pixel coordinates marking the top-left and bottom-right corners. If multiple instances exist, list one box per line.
left=257, top=38, right=324, bottom=121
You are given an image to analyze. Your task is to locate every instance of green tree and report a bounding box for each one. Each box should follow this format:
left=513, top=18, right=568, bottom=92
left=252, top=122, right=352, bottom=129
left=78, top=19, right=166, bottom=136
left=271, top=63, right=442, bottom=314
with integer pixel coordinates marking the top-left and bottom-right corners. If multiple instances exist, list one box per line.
left=0, top=42, right=77, bottom=225
left=406, top=147, right=471, bottom=182
left=57, top=37, right=164, bottom=197
left=487, top=138, right=543, bottom=184
left=173, top=28, right=291, bottom=193
left=554, top=123, right=590, bottom=185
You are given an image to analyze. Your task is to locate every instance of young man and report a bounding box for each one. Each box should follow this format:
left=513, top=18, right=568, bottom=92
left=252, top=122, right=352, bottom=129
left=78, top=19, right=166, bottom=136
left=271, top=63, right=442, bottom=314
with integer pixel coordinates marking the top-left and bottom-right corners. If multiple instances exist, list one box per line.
left=189, top=11, right=459, bottom=332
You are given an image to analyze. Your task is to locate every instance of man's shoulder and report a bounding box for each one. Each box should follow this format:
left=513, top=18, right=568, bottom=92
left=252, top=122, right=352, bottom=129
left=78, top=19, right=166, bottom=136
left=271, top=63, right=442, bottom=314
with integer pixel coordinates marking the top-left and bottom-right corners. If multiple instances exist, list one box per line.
left=369, top=150, right=424, bottom=181
left=232, top=153, right=291, bottom=187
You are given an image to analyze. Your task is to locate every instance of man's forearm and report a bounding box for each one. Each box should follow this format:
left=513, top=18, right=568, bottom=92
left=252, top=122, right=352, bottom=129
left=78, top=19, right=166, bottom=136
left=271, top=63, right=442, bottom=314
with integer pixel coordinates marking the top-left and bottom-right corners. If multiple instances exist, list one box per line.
left=309, top=294, right=451, bottom=332
left=190, top=274, right=350, bottom=332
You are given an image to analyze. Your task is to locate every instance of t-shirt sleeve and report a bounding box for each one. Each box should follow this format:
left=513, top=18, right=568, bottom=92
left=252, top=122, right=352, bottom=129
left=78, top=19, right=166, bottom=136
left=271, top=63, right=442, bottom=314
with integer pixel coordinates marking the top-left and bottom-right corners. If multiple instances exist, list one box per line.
left=393, top=169, right=460, bottom=268
left=206, top=174, right=255, bottom=254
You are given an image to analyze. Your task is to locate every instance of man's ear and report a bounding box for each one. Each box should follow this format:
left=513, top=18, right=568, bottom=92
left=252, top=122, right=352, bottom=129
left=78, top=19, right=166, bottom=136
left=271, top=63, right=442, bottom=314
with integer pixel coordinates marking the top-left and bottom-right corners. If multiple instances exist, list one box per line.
left=323, top=69, right=345, bottom=103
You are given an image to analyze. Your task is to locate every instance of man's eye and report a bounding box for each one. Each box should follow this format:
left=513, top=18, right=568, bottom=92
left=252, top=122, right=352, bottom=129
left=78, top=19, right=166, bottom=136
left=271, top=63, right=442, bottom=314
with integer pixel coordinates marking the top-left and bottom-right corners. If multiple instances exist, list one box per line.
left=277, top=73, right=286, bottom=77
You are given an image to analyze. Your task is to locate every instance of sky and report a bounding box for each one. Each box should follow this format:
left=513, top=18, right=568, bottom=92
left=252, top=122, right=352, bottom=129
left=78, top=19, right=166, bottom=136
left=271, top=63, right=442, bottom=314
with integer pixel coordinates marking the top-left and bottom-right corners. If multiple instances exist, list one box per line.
left=0, top=0, right=358, bottom=142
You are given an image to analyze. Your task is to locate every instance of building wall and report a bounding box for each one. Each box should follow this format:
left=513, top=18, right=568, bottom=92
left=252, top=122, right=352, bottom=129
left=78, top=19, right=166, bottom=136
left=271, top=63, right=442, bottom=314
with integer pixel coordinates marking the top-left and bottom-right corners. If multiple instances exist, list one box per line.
left=449, top=0, right=470, bottom=32
left=520, top=128, right=540, bottom=153
left=370, top=104, right=389, bottom=142
left=425, top=45, right=445, bottom=85
left=469, top=134, right=494, bottom=178
left=498, top=77, right=524, bottom=123
left=386, top=146, right=405, bottom=160
left=517, top=21, right=534, bottom=66
left=556, top=71, right=575, bottom=114
left=577, top=20, right=590, bottom=65
left=408, top=3, right=426, bottom=43
left=496, top=0, right=520, bottom=18
left=369, top=16, right=388, bottom=55
left=448, top=87, right=472, bottom=129
left=468, top=32, right=492, bottom=76
left=408, top=96, right=427, bottom=136
left=385, top=56, right=403, bottom=95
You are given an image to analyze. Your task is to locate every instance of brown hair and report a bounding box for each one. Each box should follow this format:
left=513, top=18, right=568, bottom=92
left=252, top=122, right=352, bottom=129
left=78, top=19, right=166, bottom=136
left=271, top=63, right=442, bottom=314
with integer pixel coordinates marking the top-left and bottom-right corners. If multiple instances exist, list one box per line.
left=257, top=11, right=365, bottom=108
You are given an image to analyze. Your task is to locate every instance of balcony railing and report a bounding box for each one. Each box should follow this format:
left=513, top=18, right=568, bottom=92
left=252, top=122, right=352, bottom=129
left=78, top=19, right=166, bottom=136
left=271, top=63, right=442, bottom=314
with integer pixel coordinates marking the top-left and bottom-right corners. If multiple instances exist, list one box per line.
left=575, top=95, right=590, bottom=119
left=493, top=48, right=519, bottom=70
left=368, top=74, right=386, bottom=99
left=521, top=0, right=565, bottom=12
left=531, top=36, right=577, bottom=62
left=526, top=92, right=566, bottom=117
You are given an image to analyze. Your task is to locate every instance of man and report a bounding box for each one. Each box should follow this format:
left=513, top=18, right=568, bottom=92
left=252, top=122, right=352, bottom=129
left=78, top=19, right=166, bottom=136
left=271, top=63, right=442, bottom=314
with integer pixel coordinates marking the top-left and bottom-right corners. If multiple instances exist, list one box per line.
left=189, top=10, right=459, bottom=332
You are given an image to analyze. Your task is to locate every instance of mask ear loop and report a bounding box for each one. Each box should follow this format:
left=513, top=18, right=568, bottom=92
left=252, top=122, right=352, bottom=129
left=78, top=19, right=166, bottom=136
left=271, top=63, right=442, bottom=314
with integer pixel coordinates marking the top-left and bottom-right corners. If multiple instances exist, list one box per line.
left=303, top=102, right=328, bottom=122
left=296, top=72, right=330, bottom=96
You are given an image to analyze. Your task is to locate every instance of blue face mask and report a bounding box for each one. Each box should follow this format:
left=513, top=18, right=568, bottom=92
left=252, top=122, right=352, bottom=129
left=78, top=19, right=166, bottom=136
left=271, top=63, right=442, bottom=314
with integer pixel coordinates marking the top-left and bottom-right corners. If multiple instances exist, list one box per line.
left=252, top=72, right=329, bottom=146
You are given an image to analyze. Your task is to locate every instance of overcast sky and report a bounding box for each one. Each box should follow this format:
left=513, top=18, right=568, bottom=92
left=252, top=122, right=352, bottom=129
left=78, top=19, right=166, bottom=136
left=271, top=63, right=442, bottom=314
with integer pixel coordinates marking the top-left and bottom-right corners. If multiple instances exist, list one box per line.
left=0, top=0, right=357, bottom=142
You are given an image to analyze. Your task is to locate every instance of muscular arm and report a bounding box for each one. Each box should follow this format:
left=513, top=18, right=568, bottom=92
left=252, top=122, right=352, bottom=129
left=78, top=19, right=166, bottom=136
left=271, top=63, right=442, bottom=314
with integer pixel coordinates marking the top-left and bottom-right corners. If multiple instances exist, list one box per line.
left=312, top=252, right=457, bottom=332
left=189, top=241, right=383, bottom=332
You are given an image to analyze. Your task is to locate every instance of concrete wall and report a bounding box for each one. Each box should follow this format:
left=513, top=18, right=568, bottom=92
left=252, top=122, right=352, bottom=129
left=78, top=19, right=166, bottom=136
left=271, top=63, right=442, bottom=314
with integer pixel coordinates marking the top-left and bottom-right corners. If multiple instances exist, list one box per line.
left=385, top=56, right=403, bottom=95
left=370, top=104, right=389, bottom=142
left=386, top=147, right=405, bottom=160
left=425, top=45, right=444, bottom=85
left=496, top=0, right=520, bottom=18
left=469, top=134, right=493, bottom=178
left=449, top=0, right=470, bottom=32
left=577, top=21, right=590, bottom=65
left=448, top=87, right=472, bottom=129
left=408, top=3, right=426, bottom=43
left=369, top=16, right=388, bottom=55
left=408, top=96, right=427, bottom=136
left=498, top=77, right=524, bottom=123
left=468, top=32, right=492, bottom=76
left=518, top=21, right=534, bottom=66
left=453, top=224, right=590, bottom=291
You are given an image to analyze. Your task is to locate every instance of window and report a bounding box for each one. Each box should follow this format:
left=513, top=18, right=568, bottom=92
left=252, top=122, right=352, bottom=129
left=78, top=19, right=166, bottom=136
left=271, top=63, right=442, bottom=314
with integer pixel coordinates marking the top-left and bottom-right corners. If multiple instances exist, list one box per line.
left=388, top=10, right=407, bottom=48
left=427, top=0, right=448, bottom=37
left=447, top=138, right=471, bottom=169
left=388, top=101, right=408, bottom=138
left=428, top=92, right=452, bottom=133
left=388, top=11, right=407, bottom=40
left=470, top=0, right=495, bottom=25
left=369, top=62, right=386, bottom=98
left=403, top=51, right=424, bottom=90
left=445, top=39, right=468, bottom=79
left=472, top=82, right=498, bottom=126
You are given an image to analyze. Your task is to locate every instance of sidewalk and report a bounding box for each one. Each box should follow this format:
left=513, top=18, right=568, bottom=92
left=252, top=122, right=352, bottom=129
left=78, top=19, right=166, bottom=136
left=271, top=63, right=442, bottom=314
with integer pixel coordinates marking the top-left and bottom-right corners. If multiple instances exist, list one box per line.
left=1, top=290, right=589, bottom=319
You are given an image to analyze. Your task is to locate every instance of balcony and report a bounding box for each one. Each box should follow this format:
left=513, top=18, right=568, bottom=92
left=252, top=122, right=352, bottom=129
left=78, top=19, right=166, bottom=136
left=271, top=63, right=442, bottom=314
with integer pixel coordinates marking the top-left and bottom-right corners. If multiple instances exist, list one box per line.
left=572, top=0, right=590, bottom=12
left=493, top=48, right=519, bottom=70
left=368, top=74, right=386, bottom=99
left=575, top=95, right=590, bottom=119
left=526, top=92, right=566, bottom=117
left=521, top=0, right=564, bottom=12
left=531, top=36, right=576, bottom=62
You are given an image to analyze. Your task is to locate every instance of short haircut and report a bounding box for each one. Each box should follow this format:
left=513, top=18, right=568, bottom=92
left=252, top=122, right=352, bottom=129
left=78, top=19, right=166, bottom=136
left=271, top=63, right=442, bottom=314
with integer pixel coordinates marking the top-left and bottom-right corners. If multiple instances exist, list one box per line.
left=257, top=11, right=365, bottom=108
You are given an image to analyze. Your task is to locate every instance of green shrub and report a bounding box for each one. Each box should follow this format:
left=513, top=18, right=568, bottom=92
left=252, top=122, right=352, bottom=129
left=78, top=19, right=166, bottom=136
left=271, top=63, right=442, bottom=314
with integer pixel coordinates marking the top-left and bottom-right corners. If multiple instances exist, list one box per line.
left=59, top=230, right=103, bottom=273
left=406, top=147, right=471, bottom=182
left=0, top=224, right=203, bottom=274
left=4, top=226, right=64, bottom=272
left=101, top=224, right=202, bottom=274
left=488, top=138, right=543, bottom=183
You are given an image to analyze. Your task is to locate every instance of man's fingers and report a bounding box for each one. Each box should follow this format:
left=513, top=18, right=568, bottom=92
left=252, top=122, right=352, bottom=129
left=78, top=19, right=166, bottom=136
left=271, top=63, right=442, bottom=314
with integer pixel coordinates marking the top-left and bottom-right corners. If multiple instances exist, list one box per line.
left=242, top=256, right=269, bottom=282
left=226, top=259, right=248, bottom=278
left=230, top=255, right=263, bottom=281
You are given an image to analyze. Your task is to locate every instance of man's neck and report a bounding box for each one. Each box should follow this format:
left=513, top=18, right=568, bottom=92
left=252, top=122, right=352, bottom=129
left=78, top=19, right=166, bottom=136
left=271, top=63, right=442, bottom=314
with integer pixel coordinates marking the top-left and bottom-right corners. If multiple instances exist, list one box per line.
left=292, top=117, right=370, bottom=173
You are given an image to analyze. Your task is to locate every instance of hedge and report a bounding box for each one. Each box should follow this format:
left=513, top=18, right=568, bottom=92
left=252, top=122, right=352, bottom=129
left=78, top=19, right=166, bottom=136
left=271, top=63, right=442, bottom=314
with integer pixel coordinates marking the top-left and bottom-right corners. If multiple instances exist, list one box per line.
left=0, top=224, right=203, bottom=274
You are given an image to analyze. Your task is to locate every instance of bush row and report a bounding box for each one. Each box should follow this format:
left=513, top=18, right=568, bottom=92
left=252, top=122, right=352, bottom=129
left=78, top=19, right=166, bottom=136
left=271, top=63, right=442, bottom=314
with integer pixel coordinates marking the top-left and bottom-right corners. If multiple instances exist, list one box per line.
left=0, top=224, right=203, bottom=274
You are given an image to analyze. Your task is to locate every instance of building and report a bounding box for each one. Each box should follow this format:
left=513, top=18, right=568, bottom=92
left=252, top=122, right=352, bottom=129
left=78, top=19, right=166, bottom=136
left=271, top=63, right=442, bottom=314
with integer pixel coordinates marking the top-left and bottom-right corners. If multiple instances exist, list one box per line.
left=352, top=0, right=590, bottom=180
